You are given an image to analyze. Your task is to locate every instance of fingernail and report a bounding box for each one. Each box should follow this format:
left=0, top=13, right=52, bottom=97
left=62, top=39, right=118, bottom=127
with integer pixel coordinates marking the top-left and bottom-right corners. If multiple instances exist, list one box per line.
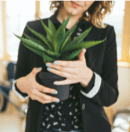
left=55, top=99, right=59, bottom=103
left=54, top=61, right=58, bottom=65
left=38, top=67, right=42, bottom=70
left=47, top=68, right=51, bottom=71
left=46, top=63, right=50, bottom=67
left=54, top=82, right=57, bottom=85
left=53, top=91, right=58, bottom=94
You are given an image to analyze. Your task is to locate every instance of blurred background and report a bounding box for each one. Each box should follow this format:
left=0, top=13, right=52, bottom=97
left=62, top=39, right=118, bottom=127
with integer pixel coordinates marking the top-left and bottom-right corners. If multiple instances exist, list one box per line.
left=0, top=0, right=130, bottom=132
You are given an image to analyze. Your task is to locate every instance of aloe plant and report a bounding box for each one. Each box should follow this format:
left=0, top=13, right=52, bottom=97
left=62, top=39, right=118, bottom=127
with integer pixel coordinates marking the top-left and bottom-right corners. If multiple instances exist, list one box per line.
left=14, top=13, right=106, bottom=64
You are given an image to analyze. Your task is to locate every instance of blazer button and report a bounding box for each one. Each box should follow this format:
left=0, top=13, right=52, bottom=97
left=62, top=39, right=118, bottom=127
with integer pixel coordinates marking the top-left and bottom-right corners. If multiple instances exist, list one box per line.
left=82, top=103, right=85, bottom=110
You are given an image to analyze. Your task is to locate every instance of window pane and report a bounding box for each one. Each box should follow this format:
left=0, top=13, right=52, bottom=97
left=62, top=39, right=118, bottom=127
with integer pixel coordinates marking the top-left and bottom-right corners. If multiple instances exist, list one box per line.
left=116, top=36, right=122, bottom=60
left=103, top=1, right=125, bottom=60
left=103, top=11, right=124, bottom=35
left=6, top=1, right=35, bottom=17
left=40, top=0, right=53, bottom=19
left=5, top=1, right=35, bottom=61
left=0, top=2, right=3, bottom=59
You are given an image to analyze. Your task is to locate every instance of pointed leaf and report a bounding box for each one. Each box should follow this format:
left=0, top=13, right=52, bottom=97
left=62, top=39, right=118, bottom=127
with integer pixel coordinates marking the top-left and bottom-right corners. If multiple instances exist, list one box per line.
left=62, top=47, right=83, bottom=60
left=26, top=25, right=53, bottom=51
left=15, top=33, right=61, bottom=58
left=59, top=21, right=78, bottom=52
left=14, top=33, right=45, bottom=52
left=23, top=33, right=48, bottom=49
left=53, top=13, right=72, bottom=52
left=67, top=37, right=72, bottom=44
left=22, top=42, right=43, bottom=57
left=39, top=18, right=53, bottom=43
left=62, top=38, right=107, bottom=53
left=62, top=26, right=92, bottom=53
left=42, top=51, right=56, bottom=64
left=48, top=19, right=56, bottom=34
left=44, top=49, right=61, bottom=58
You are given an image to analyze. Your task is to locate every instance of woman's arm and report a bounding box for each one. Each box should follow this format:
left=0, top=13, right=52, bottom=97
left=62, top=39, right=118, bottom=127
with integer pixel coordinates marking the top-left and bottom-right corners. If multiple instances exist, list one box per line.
left=80, top=26, right=119, bottom=107
left=12, top=22, right=30, bottom=100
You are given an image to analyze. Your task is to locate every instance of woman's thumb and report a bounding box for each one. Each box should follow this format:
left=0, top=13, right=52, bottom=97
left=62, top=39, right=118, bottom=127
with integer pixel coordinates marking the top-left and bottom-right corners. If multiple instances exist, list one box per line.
left=32, top=67, right=42, bottom=75
left=37, top=67, right=42, bottom=71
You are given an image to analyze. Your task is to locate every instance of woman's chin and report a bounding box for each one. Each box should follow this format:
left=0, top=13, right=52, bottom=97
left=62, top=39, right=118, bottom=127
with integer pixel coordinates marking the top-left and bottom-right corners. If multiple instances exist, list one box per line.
left=65, top=8, right=79, bottom=16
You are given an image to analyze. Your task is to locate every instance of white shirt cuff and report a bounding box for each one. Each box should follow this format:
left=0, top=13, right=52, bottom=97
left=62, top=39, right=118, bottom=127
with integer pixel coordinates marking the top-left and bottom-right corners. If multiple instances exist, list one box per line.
left=12, top=80, right=29, bottom=100
left=80, top=72, right=101, bottom=98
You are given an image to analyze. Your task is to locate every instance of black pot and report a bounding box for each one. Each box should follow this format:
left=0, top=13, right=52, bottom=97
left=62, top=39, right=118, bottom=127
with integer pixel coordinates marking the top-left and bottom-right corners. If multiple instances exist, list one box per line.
left=36, top=71, right=70, bottom=101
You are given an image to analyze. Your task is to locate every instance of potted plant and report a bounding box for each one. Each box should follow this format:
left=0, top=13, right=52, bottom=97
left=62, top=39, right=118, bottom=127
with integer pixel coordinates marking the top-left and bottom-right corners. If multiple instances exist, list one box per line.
left=14, top=13, right=106, bottom=101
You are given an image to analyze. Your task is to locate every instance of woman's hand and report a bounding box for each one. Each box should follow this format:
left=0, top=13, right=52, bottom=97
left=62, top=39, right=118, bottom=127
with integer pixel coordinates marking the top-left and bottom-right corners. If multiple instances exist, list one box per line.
left=46, top=48, right=93, bottom=89
left=16, top=67, right=60, bottom=104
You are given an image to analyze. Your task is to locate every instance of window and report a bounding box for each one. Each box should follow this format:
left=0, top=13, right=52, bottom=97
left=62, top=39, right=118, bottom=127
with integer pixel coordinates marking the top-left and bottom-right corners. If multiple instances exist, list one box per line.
left=103, top=1, right=125, bottom=61
left=0, top=1, right=130, bottom=67
left=0, top=2, right=3, bottom=58
left=40, top=0, right=53, bottom=19
left=5, top=1, right=35, bottom=61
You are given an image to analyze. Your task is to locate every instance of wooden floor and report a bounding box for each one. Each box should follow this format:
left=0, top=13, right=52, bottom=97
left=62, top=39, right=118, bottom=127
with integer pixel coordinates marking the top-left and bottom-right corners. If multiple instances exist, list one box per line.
left=0, top=90, right=27, bottom=132
left=0, top=90, right=114, bottom=132
left=0, top=112, right=22, bottom=132
left=2, top=90, right=130, bottom=132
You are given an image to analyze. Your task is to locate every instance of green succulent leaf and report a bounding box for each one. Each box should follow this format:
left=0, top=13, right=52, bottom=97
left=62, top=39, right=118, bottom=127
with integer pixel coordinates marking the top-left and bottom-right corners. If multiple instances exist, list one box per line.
left=42, top=51, right=56, bottom=64
left=14, top=12, right=107, bottom=65
left=48, top=19, right=56, bottom=34
left=23, top=33, right=48, bottom=49
left=62, top=38, right=107, bottom=53
left=44, top=49, right=61, bottom=58
left=59, top=21, right=78, bottom=53
left=22, top=42, right=43, bottom=57
left=62, top=47, right=83, bottom=60
left=53, top=13, right=72, bottom=52
left=26, top=25, right=53, bottom=51
left=67, top=37, right=71, bottom=44
left=62, top=26, right=92, bottom=52
left=39, top=18, right=53, bottom=44
left=15, top=33, right=61, bottom=58
left=14, top=33, right=45, bottom=52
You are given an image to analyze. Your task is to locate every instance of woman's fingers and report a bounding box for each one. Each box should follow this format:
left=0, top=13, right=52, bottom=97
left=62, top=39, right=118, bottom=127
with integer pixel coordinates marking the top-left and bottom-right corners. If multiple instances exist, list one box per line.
left=27, top=67, right=60, bottom=104
left=36, top=83, right=58, bottom=95
left=31, top=89, right=60, bottom=104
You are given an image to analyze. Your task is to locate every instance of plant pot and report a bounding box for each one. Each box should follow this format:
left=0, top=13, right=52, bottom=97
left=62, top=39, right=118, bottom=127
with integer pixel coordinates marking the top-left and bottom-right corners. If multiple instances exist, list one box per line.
left=36, top=71, right=70, bottom=101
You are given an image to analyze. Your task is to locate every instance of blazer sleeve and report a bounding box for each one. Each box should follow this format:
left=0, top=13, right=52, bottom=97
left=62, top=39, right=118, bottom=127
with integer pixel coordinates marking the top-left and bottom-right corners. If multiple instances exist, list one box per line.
left=80, top=26, right=119, bottom=107
left=12, top=22, right=31, bottom=100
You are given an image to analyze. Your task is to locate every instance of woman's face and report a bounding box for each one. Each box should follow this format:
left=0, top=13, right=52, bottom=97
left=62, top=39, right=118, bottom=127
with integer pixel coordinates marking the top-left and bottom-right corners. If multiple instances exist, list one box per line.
left=63, top=1, right=95, bottom=16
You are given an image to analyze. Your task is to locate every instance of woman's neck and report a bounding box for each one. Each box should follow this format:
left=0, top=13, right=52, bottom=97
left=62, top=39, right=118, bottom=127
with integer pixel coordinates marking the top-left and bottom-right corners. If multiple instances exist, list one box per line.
left=56, top=7, right=83, bottom=30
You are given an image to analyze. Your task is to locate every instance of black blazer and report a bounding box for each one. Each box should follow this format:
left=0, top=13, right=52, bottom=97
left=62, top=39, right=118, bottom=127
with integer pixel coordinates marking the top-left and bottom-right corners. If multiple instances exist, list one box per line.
left=13, top=11, right=119, bottom=132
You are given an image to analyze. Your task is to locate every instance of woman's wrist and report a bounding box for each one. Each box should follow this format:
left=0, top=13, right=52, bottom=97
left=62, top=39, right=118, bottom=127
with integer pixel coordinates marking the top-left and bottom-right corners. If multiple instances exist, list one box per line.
left=16, top=77, right=27, bottom=94
left=80, top=68, right=93, bottom=89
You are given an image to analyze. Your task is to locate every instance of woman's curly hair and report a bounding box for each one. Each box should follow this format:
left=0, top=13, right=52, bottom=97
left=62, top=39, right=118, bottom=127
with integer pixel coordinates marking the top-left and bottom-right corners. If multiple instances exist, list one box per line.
left=49, top=1, right=115, bottom=28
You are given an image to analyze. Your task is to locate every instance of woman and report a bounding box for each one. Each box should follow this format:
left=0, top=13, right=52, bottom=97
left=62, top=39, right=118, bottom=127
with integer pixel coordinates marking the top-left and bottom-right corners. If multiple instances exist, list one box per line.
left=12, top=1, right=119, bottom=132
